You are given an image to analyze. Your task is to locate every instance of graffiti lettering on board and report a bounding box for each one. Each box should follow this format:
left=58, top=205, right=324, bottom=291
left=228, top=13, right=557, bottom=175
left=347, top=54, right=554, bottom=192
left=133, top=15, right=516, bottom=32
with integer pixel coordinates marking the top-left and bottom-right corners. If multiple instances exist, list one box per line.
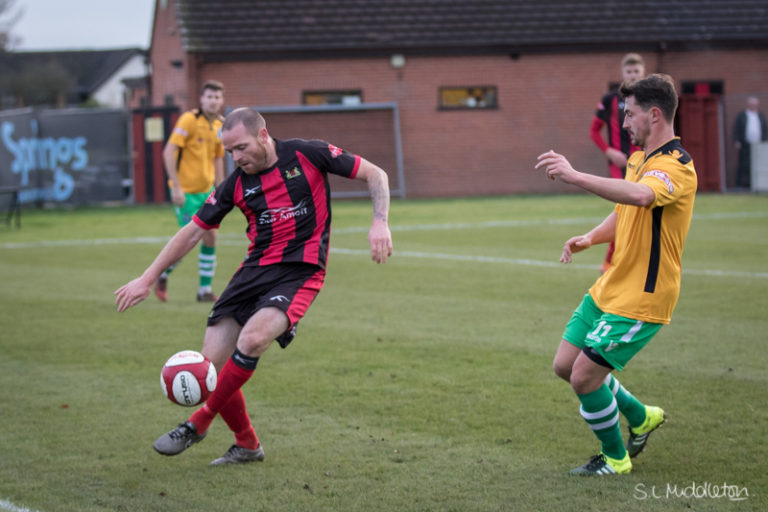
left=1, top=120, right=89, bottom=202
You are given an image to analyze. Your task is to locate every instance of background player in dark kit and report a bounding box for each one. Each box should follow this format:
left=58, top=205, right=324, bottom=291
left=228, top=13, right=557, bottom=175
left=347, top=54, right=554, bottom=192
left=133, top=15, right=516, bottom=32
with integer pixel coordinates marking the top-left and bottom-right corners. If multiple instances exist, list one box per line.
left=590, top=53, right=645, bottom=273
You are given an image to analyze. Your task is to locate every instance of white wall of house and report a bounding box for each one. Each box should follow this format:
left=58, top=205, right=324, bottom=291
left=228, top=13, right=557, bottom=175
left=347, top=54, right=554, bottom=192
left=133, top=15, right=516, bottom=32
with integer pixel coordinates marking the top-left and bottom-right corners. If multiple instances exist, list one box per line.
left=92, top=54, right=147, bottom=108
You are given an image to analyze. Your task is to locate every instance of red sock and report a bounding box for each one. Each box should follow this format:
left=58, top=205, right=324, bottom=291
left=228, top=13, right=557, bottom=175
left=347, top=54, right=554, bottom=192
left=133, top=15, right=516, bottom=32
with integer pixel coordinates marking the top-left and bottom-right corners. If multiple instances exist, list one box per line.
left=189, top=357, right=254, bottom=434
left=219, top=389, right=259, bottom=449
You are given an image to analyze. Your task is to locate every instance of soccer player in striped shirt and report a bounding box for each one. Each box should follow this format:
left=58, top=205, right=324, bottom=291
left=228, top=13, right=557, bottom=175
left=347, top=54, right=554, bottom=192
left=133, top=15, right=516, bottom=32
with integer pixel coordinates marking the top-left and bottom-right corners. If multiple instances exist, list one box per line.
left=116, top=108, right=393, bottom=465
left=590, top=53, right=645, bottom=273
left=537, top=74, right=696, bottom=476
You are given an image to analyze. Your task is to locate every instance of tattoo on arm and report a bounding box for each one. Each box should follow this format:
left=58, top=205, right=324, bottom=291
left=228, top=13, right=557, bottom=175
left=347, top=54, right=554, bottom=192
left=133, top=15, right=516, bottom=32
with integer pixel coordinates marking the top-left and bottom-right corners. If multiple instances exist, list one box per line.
left=368, top=168, right=390, bottom=223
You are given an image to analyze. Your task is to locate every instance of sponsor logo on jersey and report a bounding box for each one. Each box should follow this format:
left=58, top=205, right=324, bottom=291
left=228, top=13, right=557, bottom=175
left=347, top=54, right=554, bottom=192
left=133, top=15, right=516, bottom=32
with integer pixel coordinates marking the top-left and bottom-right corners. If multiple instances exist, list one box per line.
left=244, top=185, right=262, bottom=197
left=643, top=169, right=674, bottom=193
left=205, top=190, right=217, bottom=205
left=328, top=144, right=343, bottom=158
left=285, top=167, right=302, bottom=179
left=269, top=295, right=289, bottom=303
left=258, top=198, right=309, bottom=225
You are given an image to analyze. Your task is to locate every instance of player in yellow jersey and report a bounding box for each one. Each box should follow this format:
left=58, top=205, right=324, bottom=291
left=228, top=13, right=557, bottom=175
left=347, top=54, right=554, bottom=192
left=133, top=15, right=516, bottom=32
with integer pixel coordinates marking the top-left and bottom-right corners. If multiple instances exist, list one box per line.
left=156, top=80, right=226, bottom=302
left=536, top=74, right=696, bottom=476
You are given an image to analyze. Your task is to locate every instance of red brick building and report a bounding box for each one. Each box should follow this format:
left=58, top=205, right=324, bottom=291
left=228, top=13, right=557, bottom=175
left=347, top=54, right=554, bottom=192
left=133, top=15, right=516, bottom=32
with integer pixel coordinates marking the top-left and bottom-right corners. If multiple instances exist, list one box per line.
left=146, top=1, right=768, bottom=197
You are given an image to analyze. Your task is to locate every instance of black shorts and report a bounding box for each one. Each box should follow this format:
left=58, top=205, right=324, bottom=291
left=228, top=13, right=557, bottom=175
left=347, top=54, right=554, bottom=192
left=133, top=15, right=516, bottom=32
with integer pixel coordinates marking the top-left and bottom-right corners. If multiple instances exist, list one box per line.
left=582, top=346, right=615, bottom=369
left=207, top=262, right=326, bottom=342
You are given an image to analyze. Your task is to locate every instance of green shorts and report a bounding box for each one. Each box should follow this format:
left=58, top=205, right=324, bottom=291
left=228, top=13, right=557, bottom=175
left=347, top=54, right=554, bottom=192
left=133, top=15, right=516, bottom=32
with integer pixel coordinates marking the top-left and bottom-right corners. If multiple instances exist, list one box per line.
left=173, top=189, right=213, bottom=227
left=562, top=294, right=663, bottom=371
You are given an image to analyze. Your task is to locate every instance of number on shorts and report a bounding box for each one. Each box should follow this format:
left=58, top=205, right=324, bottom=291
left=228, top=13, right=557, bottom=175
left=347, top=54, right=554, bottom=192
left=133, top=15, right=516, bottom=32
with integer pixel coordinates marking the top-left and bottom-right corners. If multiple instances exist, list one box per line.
left=591, top=320, right=612, bottom=339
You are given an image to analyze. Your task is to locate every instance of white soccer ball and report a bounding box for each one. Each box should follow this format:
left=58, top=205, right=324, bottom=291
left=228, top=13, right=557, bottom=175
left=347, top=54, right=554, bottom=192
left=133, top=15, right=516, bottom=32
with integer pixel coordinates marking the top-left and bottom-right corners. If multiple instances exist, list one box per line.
left=160, top=350, right=217, bottom=406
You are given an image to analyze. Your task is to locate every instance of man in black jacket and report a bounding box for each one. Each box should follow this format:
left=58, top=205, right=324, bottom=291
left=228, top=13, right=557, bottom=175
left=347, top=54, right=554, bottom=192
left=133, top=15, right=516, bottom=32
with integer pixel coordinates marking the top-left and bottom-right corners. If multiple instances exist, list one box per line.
left=733, top=96, right=768, bottom=188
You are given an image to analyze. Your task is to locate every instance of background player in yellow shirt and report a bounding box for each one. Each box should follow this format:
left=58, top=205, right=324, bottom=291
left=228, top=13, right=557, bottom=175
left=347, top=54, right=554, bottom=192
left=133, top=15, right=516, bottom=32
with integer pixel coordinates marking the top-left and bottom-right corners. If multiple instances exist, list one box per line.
left=536, top=74, right=696, bottom=476
left=157, top=80, right=226, bottom=302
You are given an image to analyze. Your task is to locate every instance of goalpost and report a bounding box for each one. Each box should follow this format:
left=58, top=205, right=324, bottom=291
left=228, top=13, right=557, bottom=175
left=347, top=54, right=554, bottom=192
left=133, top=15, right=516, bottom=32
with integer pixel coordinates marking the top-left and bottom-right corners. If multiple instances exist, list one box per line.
left=234, top=102, right=406, bottom=199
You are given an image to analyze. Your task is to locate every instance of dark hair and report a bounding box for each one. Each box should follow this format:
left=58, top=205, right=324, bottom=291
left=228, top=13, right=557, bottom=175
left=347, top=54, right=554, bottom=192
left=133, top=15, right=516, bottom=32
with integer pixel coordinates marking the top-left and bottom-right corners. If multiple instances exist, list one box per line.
left=620, top=73, right=678, bottom=122
left=222, top=107, right=266, bottom=135
left=201, top=80, right=224, bottom=94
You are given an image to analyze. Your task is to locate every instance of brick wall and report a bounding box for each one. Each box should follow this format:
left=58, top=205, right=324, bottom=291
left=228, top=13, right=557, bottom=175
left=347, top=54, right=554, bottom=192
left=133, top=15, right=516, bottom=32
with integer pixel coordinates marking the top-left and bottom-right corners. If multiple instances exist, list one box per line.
left=149, top=1, right=188, bottom=109
left=149, top=3, right=768, bottom=197
left=259, top=109, right=400, bottom=196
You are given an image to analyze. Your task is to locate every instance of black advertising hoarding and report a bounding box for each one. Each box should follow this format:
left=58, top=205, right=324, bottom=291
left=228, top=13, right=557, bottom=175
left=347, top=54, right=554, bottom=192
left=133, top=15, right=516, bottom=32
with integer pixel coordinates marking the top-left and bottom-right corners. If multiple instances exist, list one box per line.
left=0, top=108, right=129, bottom=205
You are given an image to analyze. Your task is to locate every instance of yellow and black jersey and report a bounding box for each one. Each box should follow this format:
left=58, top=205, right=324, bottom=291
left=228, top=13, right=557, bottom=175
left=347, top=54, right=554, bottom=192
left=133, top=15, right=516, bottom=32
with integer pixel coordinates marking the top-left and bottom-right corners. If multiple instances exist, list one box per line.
left=167, top=109, right=225, bottom=193
left=590, top=137, right=697, bottom=324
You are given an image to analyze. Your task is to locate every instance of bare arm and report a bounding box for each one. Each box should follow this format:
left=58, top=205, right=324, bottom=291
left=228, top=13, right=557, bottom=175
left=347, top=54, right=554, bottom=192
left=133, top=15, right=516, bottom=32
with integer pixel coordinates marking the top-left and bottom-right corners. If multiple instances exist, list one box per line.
left=536, top=150, right=654, bottom=206
left=163, top=142, right=185, bottom=206
left=354, top=158, right=393, bottom=263
left=590, top=117, right=628, bottom=167
left=560, top=211, right=617, bottom=264
left=114, top=222, right=206, bottom=311
left=604, top=147, right=628, bottom=168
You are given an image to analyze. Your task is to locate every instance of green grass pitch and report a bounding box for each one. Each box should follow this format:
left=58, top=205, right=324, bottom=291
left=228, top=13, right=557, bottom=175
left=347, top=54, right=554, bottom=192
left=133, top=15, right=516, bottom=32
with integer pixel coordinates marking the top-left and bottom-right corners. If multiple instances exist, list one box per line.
left=0, top=193, right=766, bottom=511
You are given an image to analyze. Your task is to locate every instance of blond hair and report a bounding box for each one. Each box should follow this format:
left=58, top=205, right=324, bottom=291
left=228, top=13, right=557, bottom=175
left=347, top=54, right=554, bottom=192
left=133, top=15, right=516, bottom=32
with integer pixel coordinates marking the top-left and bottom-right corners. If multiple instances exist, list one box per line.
left=621, top=53, right=644, bottom=68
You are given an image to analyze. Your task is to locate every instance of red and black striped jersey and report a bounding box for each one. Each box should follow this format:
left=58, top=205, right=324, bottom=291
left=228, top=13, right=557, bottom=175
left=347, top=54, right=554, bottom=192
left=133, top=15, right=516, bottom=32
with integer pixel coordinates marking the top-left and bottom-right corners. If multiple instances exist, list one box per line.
left=595, top=90, right=639, bottom=160
left=193, top=138, right=361, bottom=269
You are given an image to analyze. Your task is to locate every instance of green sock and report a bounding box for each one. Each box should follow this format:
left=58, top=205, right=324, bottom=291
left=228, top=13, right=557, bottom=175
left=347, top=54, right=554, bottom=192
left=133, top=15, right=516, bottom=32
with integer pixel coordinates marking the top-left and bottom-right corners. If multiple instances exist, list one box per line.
left=578, top=384, right=627, bottom=460
left=198, top=245, right=216, bottom=288
left=605, top=374, right=646, bottom=428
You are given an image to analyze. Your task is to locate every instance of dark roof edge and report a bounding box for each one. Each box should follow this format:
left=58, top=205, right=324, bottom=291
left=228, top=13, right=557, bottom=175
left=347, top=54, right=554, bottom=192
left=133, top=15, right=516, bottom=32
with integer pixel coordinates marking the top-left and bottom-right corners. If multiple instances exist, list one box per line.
left=9, top=47, right=146, bottom=55
left=88, top=50, right=148, bottom=94
left=192, top=40, right=768, bottom=63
